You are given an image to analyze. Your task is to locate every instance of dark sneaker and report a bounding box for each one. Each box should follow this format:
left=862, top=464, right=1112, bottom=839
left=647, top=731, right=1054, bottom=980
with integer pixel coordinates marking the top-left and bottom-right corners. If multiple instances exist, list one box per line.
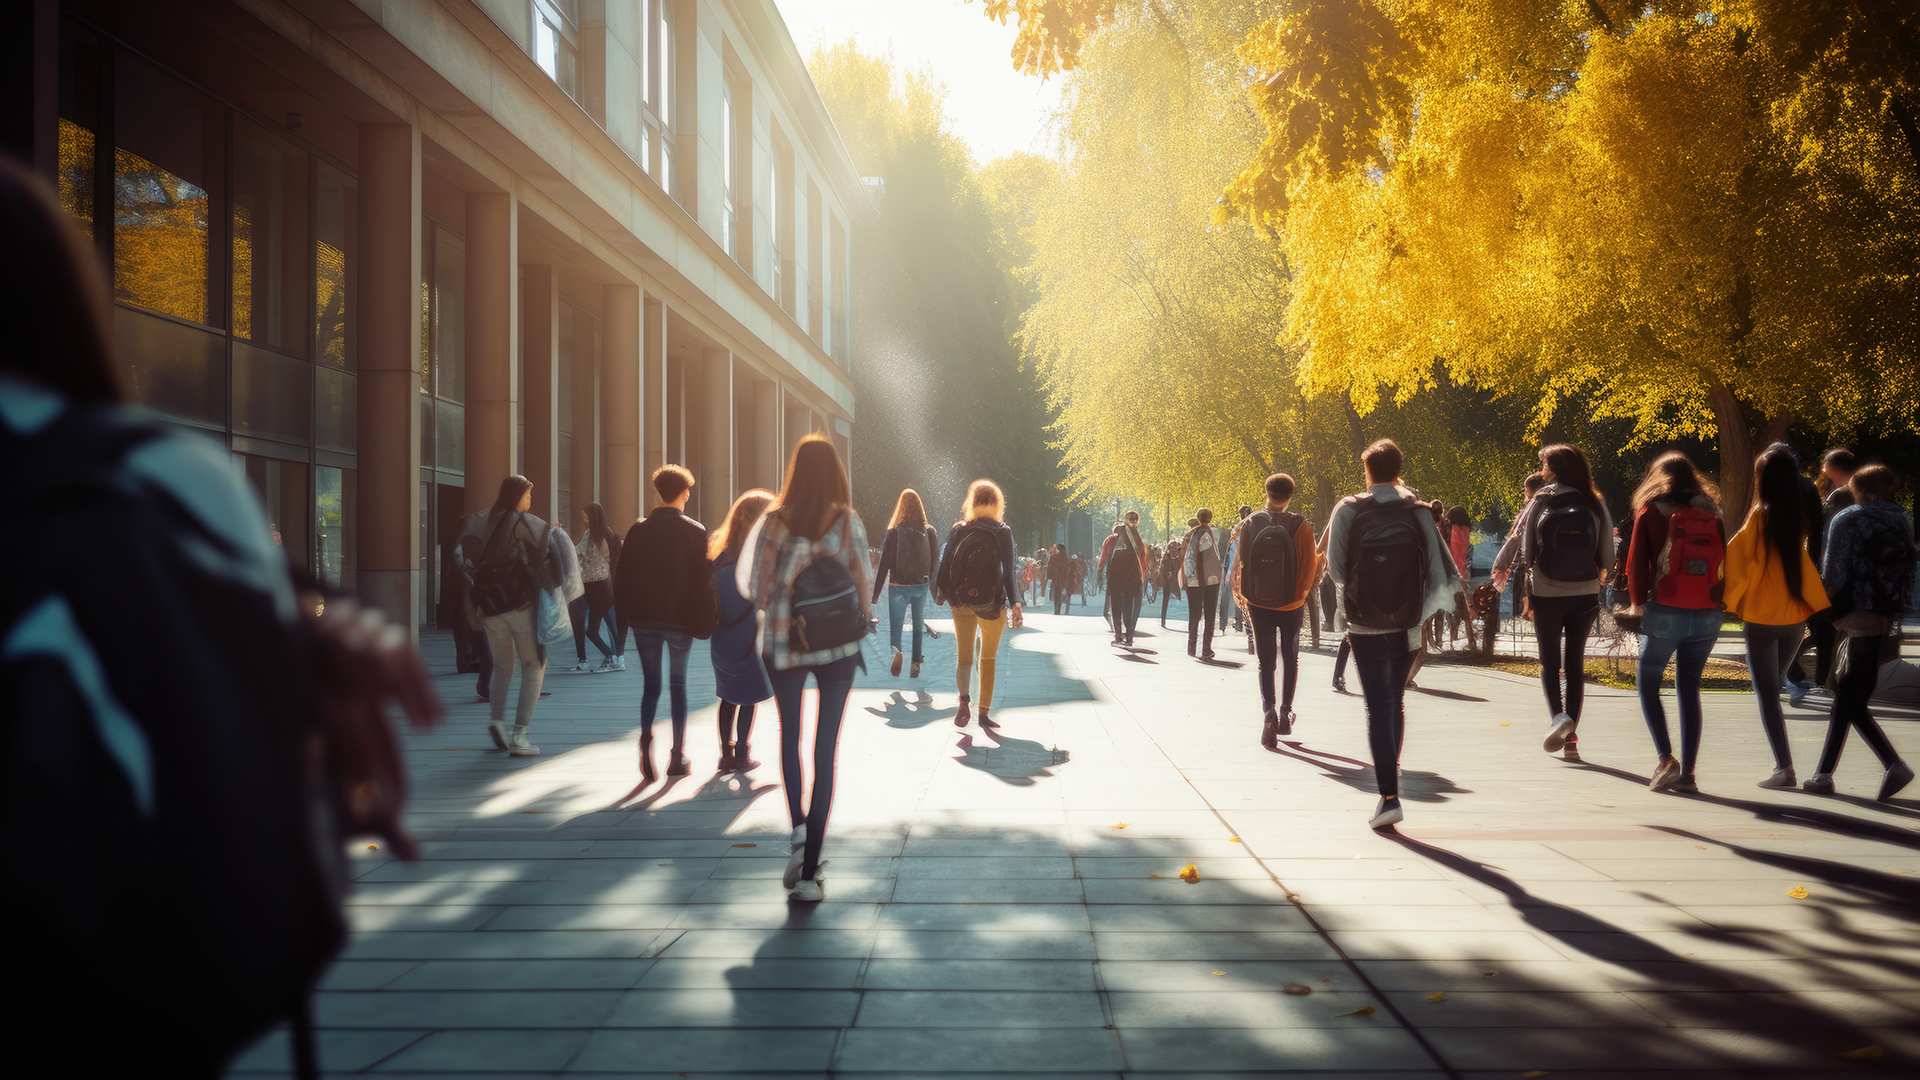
left=1332, top=676, right=1347, bottom=693
left=1881, top=761, right=1915, bottom=802
left=1279, top=709, right=1295, bottom=737
left=1261, top=710, right=1280, bottom=749
left=1671, top=773, right=1699, bottom=794
left=1802, top=772, right=1835, bottom=794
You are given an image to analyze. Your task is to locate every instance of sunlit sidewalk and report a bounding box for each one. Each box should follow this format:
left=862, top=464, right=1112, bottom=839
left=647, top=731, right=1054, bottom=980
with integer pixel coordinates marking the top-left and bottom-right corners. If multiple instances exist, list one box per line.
left=230, top=609, right=1920, bottom=1077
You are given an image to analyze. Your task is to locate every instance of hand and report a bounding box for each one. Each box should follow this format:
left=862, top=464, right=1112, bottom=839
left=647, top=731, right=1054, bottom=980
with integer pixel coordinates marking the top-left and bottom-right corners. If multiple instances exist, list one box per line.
left=1008, top=605, right=1024, bottom=629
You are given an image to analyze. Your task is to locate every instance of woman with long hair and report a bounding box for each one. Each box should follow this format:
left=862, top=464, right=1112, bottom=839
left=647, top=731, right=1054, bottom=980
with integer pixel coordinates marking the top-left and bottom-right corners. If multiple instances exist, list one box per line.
left=1724, top=446, right=1831, bottom=788
left=1625, top=451, right=1726, bottom=792
left=936, top=480, right=1024, bottom=729
left=709, top=489, right=776, bottom=772
left=479, top=474, right=556, bottom=755
left=1808, top=465, right=1914, bottom=800
left=576, top=502, right=625, bottom=672
left=1510, top=444, right=1616, bottom=759
left=737, top=436, right=873, bottom=901
left=872, top=488, right=941, bottom=678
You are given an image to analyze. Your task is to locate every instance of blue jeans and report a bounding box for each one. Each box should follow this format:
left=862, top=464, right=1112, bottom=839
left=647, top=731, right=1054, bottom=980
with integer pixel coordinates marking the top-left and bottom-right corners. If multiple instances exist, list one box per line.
left=634, top=629, right=693, bottom=744
left=1637, top=604, right=1722, bottom=772
left=888, top=582, right=930, bottom=662
left=1350, top=632, right=1413, bottom=799
left=770, top=653, right=860, bottom=880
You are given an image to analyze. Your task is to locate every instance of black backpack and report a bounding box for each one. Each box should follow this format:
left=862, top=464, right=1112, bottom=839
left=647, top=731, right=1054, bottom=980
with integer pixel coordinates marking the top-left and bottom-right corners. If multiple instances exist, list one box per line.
left=1243, top=510, right=1304, bottom=608
left=471, top=512, right=542, bottom=617
left=1108, top=529, right=1142, bottom=588
left=2, top=403, right=343, bottom=1073
left=893, top=526, right=932, bottom=585
left=789, top=513, right=865, bottom=654
left=947, top=524, right=1005, bottom=612
left=1534, top=491, right=1600, bottom=583
left=1342, top=495, right=1431, bottom=630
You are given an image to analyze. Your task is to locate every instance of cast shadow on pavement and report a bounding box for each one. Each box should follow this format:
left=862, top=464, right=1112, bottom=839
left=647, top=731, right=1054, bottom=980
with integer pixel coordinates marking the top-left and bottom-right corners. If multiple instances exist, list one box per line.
left=951, top=730, right=1071, bottom=786
left=1265, top=740, right=1471, bottom=803
left=862, top=690, right=952, bottom=728
left=1572, top=759, right=1920, bottom=851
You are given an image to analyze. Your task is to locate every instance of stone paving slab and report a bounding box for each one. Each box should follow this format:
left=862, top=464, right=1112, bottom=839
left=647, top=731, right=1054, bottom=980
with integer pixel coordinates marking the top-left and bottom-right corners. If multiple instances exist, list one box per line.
left=228, top=603, right=1919, bottom=1077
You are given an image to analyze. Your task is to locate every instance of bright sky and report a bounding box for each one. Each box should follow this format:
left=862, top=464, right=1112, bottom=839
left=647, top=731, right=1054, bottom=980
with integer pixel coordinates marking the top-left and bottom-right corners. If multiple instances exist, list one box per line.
left=775, top=0, right=1065, bottom=164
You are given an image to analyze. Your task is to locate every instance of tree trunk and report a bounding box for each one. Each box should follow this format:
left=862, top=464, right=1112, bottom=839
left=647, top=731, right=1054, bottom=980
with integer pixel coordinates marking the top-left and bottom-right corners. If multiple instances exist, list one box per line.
left=1316, top=474, right=1337, bottom=527
left=1706, top=380, right=1754, bottom=530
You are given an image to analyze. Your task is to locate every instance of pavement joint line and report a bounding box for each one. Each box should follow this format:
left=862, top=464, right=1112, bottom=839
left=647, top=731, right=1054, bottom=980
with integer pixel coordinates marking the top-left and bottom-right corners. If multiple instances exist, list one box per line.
left=1088, top=667, right=1467, bottom=1080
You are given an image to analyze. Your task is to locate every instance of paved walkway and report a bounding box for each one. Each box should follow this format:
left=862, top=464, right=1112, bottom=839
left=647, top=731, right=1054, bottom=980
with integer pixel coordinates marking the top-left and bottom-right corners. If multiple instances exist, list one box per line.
left=231, top=604, right=1920, bottom=1078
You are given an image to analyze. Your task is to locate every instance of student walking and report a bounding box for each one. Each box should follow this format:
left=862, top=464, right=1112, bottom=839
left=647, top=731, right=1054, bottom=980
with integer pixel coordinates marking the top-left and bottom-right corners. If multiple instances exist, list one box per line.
left=1324, top=440, right=1463, bottom=829
left=1805, top=464, right=1915, bottom=800
left=709, top=489, right=777, bottom=773
left=1100, top=512, right=1149, bottom=645
left=1235, top=474, right=1320, bottom=747
left=738, top=435, right=873, bottom=902
left=1724, top=446, right=1831, bottom=789
left=1804, top=448, right=1861, bottom=690
left=1047, top=544, right=1072, bottom=614
left=1510, top=445, right=1615, bottom=760
left=873, top=488, right=941, bottom=678
left=577, top=503, right=625, bottom=672
left=473, top=475, right=561, bottom=756
left=1625, top=452, right=1727, bottom=794
left=615, top=465, right=712, bottom=785
left=937, top=480, right=1024, bottom=728
left=1183, top=510, right=1225, bottom=659
left=1160, top=534, right=1186, bottom=626
left=1220, top=505, right=1251, bottom=635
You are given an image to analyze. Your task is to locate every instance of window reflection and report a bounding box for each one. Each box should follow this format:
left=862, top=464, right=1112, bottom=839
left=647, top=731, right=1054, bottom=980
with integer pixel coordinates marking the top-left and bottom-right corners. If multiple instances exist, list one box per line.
left=114, top=146, right=210, bottom=323
left=232, top=119, right=310, bottom=354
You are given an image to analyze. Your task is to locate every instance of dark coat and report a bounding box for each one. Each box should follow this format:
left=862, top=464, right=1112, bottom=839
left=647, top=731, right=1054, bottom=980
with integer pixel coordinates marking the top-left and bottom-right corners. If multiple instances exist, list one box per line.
left=614, top=506, right=710, bottom=632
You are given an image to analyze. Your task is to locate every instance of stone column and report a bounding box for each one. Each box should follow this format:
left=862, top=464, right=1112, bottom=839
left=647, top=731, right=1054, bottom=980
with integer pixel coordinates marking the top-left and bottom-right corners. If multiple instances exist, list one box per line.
left=522, top=264, right=558, bottom=520
left=464, top=191, right=516, bottom=514
left=602, top=284, right=642, bottom=529
left=355, top=123, right=421, bottom=636
left=704, top=347, right=733, bottom=515
left=570, top=302, right=600, bottom=518
left=642, top=293, right=667, bottom=510
left=752, top=378, right=779, bottom=492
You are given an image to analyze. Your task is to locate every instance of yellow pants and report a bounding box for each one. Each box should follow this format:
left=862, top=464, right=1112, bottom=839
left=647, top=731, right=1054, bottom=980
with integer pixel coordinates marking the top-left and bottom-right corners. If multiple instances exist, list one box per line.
left=951, top=606, right=1007, bottom=710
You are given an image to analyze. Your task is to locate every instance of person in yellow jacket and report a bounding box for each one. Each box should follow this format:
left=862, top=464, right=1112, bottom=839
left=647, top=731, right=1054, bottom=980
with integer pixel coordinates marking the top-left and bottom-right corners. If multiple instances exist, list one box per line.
left=1723, top=446, right=1831, bottom=789
left=1232, top=473, right=1322, bottom=748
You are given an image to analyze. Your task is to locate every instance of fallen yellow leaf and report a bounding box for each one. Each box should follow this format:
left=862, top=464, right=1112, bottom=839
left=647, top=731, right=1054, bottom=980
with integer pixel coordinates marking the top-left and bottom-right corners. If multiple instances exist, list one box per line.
left=1694, top=845, right=1706, bottom=850
left=1282, top=983, right=1312, bottom=995
left=1229, top=837, right=1242, bottom=843
left=1178, top=863, right=1200, bottom=883
left=1286, top=892, right=1303, bottom=903
left=1337, top=1005, right=1376, bottom=1017
left=1788, top=885, right=1809, bottom=899
left=1483, top=971, right=1498, bottom=977
left=1110, top=822, right=1130, bottom=829
left=1498, top=722, right=1510, bottom=726
left=366, top=844, right=379, bottom=851
left=1148, top=872, right=1163, bottom=879
left=1426, top=991, right=1447, bottom=1002
left=1838, top=1045, right=1884, bottom=1062
left=1211, top=971, right=1225, bottom=976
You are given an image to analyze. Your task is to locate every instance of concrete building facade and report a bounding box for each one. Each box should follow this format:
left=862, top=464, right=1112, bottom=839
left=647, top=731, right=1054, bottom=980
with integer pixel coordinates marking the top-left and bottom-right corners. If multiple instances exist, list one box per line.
left=11, top=0, right=861, bottom=634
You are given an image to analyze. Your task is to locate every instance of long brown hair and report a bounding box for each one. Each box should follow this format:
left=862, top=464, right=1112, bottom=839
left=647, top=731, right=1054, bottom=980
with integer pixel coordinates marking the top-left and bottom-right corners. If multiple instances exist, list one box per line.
left=709, top=488, right=775, bottom=561
left=0, top=158, right=120, bottom=402
left=773, top=434, right=850, bottom=541
left=963, top=479, right=1005, bottom=523
left=1540, top=443, right=1605, bottom=515
left=1631, top=451, right=1719, bottom=512
left=1753, top=446, right=1807, bottom=602
left=582, top=502, right=618, bottom=554
left=889, top=488, right=927, bottom=530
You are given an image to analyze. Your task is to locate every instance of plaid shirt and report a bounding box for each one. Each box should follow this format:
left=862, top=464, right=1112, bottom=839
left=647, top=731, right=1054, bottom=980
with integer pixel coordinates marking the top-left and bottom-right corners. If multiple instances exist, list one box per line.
left=736, top=507, right=873, bottom=671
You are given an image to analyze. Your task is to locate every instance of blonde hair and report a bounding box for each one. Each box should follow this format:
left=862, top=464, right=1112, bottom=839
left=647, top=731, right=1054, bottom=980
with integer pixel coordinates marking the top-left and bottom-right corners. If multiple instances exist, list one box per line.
left=963, top=479, right=1005, bottom=523
left=709, top=489, right=776, bottom=561
left=889, top=488, right=928, bottom=530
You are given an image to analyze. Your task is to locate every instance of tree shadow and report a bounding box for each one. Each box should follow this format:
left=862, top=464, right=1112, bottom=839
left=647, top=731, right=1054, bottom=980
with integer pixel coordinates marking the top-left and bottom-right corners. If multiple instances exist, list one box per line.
left=1573, top=759, right=1920, bottom=851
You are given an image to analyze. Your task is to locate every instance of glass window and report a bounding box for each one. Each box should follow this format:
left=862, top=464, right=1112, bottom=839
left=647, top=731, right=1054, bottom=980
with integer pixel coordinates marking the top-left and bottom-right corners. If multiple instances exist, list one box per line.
left=317, top=367, right=356, bottom=452
left=436, top=400, right=465, bottom=476
left=233, top=340, right=313, bottom=445
left=316, top=167, right=356, bottom=371
left=239, top=454, right=309, bottom=573
left=721, top=80, right=736, bottom=258
left=534, top=7, right=577, bottom=99
left=113, top=53, right=222, bottom=327
left=315, top=465, right=356, bottom=590
left=432, top=227, right=465, bottom=402
left=232, top=119, right=311, bottom=355
left=113, top=306, right=225, bottom=427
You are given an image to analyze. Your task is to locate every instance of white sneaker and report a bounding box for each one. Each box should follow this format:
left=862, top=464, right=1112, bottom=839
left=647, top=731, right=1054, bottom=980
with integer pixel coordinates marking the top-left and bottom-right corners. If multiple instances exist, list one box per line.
left=488, top=722, right=510, bottom=750
left=612, top=655, right=627, bottom=671
left=1543, top=713, right=1578, bottom=753
left=789, top=877, right=823, bottom=902
left=593, top=657, right=618, bottom=673
left=1757, top=767, right=1797, bottom=789
left=508, top=727, right=540, bottom=757
left=783, top=825, right=808, bottom=888
left=1368, top=797, right=1404, bottom=830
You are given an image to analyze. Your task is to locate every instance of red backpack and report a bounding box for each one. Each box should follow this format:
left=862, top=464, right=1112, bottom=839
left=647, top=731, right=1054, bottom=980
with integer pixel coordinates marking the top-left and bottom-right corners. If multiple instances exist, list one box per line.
left=1652, top=499, right=1724, bottom=609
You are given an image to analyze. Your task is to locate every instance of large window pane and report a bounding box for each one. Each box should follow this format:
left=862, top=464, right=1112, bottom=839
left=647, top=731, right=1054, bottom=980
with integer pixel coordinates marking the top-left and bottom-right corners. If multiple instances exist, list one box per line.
left=436, top=399, right=464, bottom=475
left=432, top=227, right=465, bottom=402
left=114, top=305, right=224, bottom=427
left=316, top=167, right=356, bottom=371
left=233, top=118, right=311, bottom=355
left=315, top=465, right=356, bottom=590
left=114, top=54, right=221, bottom=326
left=317, top=366, right=357, bottom=453
left=233, top=340, right=312, bottom=445
left=240, top=454, right=309, bottom=573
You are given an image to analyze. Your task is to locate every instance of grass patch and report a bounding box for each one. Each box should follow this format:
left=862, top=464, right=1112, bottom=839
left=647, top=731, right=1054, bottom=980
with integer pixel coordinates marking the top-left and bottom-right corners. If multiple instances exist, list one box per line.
left=1491, top=656, right=1753, bottom=691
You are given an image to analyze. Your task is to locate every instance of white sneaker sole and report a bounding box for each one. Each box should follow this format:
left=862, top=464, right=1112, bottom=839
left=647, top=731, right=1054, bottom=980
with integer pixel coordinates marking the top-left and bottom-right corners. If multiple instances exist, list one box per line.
left=783, top=847, right=806, bottom=889
left=488, top=723, right=510, bottom=750
left=1543, top=718, right=1578, bottom=753
left=1368, top=802, right=1404, bottom=830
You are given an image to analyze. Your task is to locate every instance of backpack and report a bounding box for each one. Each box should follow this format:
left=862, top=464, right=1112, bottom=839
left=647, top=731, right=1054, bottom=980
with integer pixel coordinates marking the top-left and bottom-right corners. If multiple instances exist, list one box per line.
left=1534, top=491, right=1600, bottom=584
left=471, top=512, right=546, bottom=617
left=1652, top=499, right=1724, bottom=608
left=1342, top=495, right=1431, bottom=630
left=948, top=524, right=1006, bottom=613
left=2, top=402, right=344, bottom=1072
left=893, top=527, right=932, bottom=585
left=1108, top=530, right=1142, bottom=588
left=1243, top=510, right=1305, bottom=608
left=789, top=513, right=865, bottom=654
